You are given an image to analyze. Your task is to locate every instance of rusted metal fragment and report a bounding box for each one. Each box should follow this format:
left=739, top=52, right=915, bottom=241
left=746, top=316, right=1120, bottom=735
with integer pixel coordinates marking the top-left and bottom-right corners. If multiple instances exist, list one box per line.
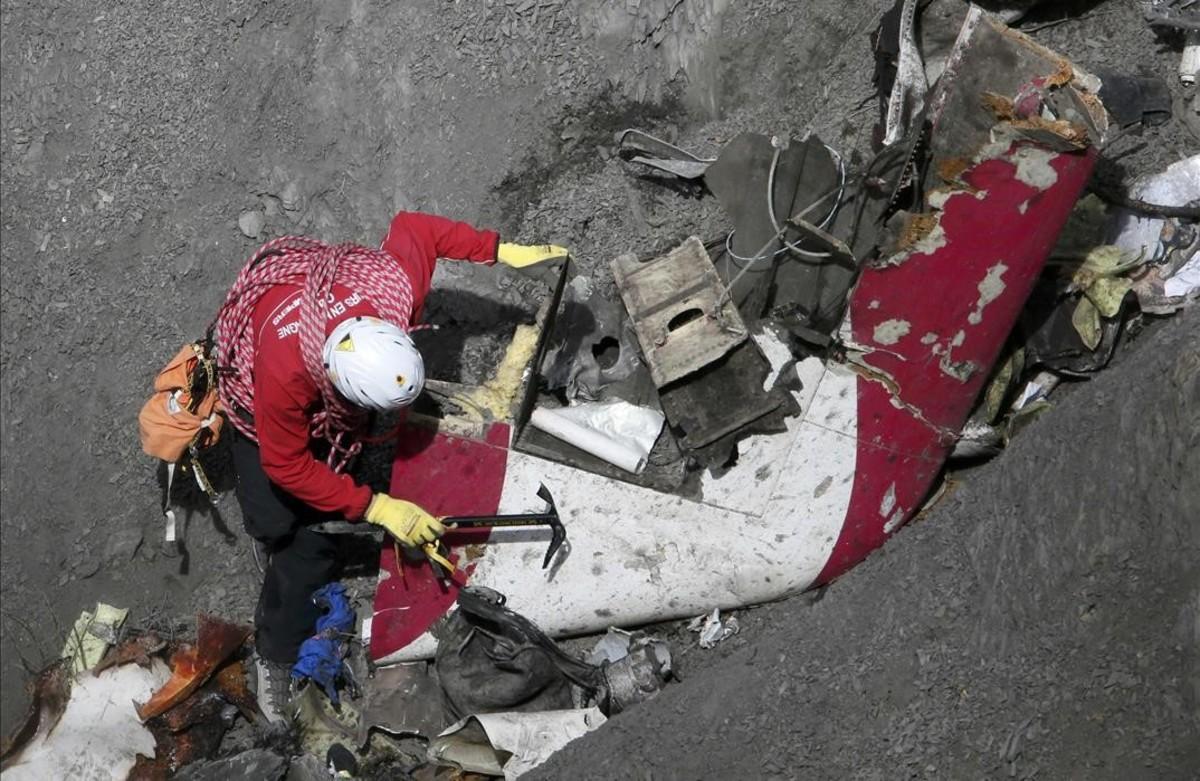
left=897, top=212, right=941, bottom=251
left=131, top=697, right=224, bottom=781
left=937, top=156, right=972, bottom=184
left=928, top=11, right=1109, bottom=168
left=981, top=91, right=1014, bottom=120
left=209, top=659, right=258, bottom=723
left=1009, top=116, right=1091, bottom=150
left=135, top=614, right=251, bottom=722
left=130, top=660, right=257, bottom=780
left=0, top=661, right=70, bottom=768
left=1043, top=59, right=1074, bottom=89
left=982, top=88, right=1093, bottom=149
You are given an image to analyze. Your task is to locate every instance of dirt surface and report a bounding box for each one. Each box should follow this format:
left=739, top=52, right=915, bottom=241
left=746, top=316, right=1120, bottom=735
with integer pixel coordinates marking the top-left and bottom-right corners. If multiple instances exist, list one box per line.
left=0, top=0, right=1195, bottom=750
left=537, top=307, right=1200, bottom=780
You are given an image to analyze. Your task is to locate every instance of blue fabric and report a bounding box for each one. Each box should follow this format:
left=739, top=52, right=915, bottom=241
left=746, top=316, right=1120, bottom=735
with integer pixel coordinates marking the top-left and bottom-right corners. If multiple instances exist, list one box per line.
left=291, top=582, right=355, bottom=703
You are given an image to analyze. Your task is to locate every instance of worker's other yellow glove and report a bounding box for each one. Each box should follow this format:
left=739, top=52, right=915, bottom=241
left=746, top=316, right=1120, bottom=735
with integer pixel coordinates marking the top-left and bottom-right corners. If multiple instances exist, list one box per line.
left=496, top=242, right=569, bottom=268
left=364, top=495, right=445, bottom=547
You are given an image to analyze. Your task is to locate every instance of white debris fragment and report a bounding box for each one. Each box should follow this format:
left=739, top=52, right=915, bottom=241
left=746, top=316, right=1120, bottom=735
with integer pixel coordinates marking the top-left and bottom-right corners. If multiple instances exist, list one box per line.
left=1012, top=371, right=1061, bottom=412
left=1010, top=145, right=1059, bottom=189
left=588, top=627, right=638, bottom=665
left=1163, top=253, right=1200, bottom=300
left=431, top=708, right=608, bottom=780
left=879, top=482, right=897, bottom=518
left=530, top=400, right=664, bottom=474
left=689, top=608, right=740, bottom=649
left=1181, top=31, right=1199, bottom=85
left=1110, top=155, right=1200, bottom=263
left=753, top=324, right=796, bottom=390
left=4, top=660, right=171, bottom=781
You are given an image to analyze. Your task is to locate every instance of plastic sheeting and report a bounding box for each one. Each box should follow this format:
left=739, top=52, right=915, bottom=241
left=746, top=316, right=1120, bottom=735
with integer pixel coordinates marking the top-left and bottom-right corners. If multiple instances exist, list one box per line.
left=529, top=400, right=664, bottom=474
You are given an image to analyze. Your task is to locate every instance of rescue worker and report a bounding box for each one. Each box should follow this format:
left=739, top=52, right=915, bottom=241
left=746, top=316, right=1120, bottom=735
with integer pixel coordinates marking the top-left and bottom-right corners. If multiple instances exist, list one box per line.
left=213, top=211, right=566, bottom=722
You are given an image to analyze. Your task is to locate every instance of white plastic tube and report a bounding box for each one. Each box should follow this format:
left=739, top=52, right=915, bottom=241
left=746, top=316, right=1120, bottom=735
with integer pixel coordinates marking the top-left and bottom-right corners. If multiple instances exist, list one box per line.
left=530, top=407, right=648, bottom=474
left=1182, top=31, right=1200, bottom=86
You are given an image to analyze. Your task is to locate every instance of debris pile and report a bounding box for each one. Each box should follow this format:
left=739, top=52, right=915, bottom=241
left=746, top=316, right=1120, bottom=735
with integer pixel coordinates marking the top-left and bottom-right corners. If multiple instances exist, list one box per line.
left=366, top=6, right=1198, bottom=716
left=1, top=588, right=674, bottom=779
left=523, top=3, right=1199, bottom=495
left=1, top=612, right=256, bottom=781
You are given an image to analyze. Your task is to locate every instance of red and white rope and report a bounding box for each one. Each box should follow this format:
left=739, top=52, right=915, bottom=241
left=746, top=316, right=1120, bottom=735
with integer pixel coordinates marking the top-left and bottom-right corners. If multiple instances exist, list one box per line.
left=213, top=236, right=414, bottom=470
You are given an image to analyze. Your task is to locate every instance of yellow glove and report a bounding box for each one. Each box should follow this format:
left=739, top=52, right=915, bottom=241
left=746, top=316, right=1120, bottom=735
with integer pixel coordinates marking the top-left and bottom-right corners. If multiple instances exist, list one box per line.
left=364, top=495, right=445, bottom=547
left=496, top=242, right=569, bottom=268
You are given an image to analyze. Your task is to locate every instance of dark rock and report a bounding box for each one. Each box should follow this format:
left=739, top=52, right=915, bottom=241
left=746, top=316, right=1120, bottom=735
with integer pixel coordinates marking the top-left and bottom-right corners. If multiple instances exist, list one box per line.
left=175, top=748, right=288, bottom=781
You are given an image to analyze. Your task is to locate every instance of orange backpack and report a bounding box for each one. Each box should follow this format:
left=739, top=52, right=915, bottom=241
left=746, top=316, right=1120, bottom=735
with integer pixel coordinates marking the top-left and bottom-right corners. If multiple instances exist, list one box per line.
left=138, top=340, right=224, bottom=543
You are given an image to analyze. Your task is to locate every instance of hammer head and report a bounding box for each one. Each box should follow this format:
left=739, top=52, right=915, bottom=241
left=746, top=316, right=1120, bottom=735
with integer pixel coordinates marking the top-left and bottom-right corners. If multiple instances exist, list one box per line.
left=537, top=483, right=565, bottom=569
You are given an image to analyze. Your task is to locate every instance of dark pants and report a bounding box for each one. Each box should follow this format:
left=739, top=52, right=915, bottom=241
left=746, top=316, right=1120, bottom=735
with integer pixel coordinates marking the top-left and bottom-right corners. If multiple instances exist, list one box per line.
left=231, top=429, right=340, bottom=664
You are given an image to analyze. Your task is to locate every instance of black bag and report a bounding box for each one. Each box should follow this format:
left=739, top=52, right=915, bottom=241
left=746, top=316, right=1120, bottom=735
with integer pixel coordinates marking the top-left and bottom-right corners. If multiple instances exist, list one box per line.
left=433, top=587, right=605, bottom=720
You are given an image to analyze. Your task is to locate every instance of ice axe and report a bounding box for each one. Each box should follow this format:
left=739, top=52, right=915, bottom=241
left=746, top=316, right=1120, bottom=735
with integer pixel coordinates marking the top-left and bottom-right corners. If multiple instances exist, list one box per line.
left=435, top=483, right=565, bottom=571
left=313, top=484, right=566, bottom=572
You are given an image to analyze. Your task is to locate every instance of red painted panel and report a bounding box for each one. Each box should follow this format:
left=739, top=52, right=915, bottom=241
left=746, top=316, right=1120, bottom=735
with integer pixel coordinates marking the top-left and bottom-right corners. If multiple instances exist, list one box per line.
left=816, top=144, right=1097, bottom=585
left=368, top=422, right=510, bottom=661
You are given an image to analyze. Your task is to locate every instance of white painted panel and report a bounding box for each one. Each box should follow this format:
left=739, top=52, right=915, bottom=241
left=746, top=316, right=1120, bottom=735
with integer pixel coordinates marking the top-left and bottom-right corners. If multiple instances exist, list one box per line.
left=379, top=355, right=860, bottom=665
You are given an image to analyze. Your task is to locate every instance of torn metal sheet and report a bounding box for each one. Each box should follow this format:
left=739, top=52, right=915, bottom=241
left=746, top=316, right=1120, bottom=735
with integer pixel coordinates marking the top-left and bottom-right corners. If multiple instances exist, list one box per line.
left=356, top=663, right=446, bottom=745
left=657, top=340, right=785, bottom=450
left=95, top=632, right=166, bottom=674
left=688, top=608, right=740, bottom=649
left=615, top=128, right=715, bottom=180
left=537, top=272, right=643, bottom=402
left=611, top=236, right=748, bottom=387
left=883, top=0, right=927, bottom=146
left=705, top=133, right=846, bottom=321
left=821, top=13, right=1103, bottom=576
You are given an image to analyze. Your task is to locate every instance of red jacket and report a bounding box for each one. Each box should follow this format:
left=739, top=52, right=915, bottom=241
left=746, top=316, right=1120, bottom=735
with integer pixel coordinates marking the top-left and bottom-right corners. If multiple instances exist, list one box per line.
left=249, top=211, right=500, bottom=518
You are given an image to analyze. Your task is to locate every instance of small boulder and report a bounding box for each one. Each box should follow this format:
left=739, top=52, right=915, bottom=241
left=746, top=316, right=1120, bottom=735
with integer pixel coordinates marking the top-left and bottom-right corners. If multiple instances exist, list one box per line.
left=238, top=210, right=266, bottom=239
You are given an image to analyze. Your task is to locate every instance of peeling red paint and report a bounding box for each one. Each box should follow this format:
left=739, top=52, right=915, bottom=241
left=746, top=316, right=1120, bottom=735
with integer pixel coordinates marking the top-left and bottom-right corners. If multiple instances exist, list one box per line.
left=816, top=141, right=1097, bottom=585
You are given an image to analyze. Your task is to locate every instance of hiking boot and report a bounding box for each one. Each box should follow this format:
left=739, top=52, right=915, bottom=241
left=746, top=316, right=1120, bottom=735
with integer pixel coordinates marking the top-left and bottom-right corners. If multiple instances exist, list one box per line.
left=252, top=655, right=297, bottom=726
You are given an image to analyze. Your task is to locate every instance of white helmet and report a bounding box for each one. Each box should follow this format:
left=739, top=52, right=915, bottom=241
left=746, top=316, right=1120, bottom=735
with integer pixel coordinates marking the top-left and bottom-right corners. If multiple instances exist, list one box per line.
left=322, top=316, right=425, bottom=410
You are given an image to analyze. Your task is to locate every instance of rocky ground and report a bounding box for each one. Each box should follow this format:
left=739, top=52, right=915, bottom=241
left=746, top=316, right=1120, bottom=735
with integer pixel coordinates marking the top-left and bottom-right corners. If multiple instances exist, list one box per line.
left=1, top=0, right=1197, bottom=769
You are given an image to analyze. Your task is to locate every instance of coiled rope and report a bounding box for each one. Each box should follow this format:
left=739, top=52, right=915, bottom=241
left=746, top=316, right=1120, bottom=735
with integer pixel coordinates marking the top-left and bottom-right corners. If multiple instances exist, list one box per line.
left=214, top=236, right=415, bottom=471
